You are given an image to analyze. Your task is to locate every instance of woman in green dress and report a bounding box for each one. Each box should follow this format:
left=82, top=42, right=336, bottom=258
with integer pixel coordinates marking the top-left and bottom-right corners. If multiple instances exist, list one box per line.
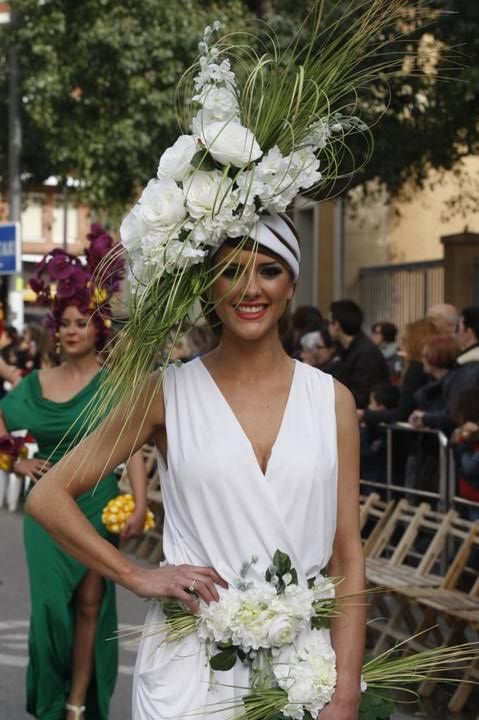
left=0, top=226, right=148, bottom=720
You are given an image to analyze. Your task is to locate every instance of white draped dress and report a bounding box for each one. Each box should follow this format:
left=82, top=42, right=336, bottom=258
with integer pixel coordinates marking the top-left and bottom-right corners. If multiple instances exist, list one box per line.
left=133, top=357, right=338, bottom=719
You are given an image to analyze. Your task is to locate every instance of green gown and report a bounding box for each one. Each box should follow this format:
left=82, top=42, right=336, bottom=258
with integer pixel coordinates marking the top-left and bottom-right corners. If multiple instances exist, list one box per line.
left=0, top=370, right=119, bottom=720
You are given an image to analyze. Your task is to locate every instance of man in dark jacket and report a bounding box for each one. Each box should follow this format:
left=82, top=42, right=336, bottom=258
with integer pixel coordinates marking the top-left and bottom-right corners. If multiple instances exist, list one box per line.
left=455, top=306, right=479, bottom=388
left=327, top=299, right=389, bottom=408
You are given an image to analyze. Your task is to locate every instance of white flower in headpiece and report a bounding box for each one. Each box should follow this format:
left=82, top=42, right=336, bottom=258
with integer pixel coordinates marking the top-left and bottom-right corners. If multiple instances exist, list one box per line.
left=235, top=169, right=263, bottom=205
left=165, top=240, right=208, bottom=269
left=139, top=178, right=187, bottom=231
left=157, top=135, right=199, bottom=182
left=196, top=119, right=262, bottom=168
left=256, top=146, right=287, bottom=178
left=120, top=206, right=148, bottom=253
left=302, top=118, right=331, bottom=150
left=224, top=201, right=259, bottom=239
left=254, top=145, right=321, bottom=213
left=184, top=170, right=233, bottom=220
left=289, top=147, right=322, bottom=189
left=193, top=85, right=239, bottom=122
left=194, top=57, right=236, bottom=92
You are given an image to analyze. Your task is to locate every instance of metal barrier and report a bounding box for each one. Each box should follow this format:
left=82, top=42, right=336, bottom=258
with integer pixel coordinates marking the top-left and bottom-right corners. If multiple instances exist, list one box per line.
left=360, top=423, right=479, bottom=517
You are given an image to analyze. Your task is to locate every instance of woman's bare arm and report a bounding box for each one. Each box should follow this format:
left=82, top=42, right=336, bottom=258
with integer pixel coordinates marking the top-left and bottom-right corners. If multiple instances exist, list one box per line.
left=320, top=380, right=365, bottom=720
left=121, top=449, right=149, bottom=539
left=26, top=373, right=228, bottom=611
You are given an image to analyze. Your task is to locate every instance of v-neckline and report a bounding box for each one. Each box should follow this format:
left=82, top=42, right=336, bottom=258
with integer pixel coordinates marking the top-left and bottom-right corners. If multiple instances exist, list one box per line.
left=196, top=357, right=298, bottom=477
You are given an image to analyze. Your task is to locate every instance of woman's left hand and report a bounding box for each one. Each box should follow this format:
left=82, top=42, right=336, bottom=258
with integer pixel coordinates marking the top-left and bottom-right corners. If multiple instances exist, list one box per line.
left=318, top=697, right=360, bottom=720
left=120, top=508, right=147, bottom=539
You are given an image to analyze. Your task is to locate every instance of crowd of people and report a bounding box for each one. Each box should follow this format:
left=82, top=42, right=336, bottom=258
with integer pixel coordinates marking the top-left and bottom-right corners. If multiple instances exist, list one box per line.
left=280, top=300, right=479, bottom=515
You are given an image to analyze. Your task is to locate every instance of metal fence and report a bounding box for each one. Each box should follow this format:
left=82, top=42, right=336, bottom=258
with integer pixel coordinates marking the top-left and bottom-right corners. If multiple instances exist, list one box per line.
left=360, top=424, right=479, bottom=518
left=359, top=260, right=444, bottom=331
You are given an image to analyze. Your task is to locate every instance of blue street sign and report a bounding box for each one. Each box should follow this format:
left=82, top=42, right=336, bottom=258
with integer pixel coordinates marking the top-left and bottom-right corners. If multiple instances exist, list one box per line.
left=0, top=223, right=21, bottom=274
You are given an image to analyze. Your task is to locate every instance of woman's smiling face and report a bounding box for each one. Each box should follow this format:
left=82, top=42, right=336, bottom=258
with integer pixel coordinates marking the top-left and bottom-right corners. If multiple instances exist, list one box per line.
left=58, top=305, right=97, bottom=357
left=211, top=243, right=295, bottom=341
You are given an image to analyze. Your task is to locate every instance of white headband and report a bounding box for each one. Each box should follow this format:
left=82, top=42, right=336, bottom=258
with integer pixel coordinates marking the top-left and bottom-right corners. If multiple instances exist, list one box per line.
left=249, top=213, right=301, bottom=280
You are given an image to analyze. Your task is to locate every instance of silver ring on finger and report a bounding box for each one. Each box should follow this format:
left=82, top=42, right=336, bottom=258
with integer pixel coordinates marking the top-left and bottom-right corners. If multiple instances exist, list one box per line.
left=187, top=579, right=198, bottom=593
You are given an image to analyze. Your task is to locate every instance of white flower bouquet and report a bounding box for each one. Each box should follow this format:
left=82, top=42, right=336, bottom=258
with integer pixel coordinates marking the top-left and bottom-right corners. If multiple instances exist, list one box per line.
left=119, top=549, right=479, bottom=720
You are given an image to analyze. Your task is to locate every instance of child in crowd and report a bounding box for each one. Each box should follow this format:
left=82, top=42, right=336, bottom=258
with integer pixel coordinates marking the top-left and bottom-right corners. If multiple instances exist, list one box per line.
left=360, top=383, right=400, bottom=486
left=451, top=388, right=479, bottom=520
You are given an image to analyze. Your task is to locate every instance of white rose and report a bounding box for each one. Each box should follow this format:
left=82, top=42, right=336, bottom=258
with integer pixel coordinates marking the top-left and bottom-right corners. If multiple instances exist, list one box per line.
left=266, top=615, right=296, bottom=647
left=157, top=135, right=199, bottom=182
left=184, top=170, right=233, bottom=219
left=139, top=177, right=186, bottom=230
left=120, top=206, right=147, bottom=252
left=199, top=120, right=262, bottom=167
left=194, top=85, right=239, bottom=121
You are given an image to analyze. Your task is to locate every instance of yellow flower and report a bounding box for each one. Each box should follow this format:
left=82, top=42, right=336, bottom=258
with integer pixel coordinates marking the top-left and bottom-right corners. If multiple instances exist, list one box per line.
left=90, top=286, right=109, bottom=308
left=102, top=493, right=156, bottom=533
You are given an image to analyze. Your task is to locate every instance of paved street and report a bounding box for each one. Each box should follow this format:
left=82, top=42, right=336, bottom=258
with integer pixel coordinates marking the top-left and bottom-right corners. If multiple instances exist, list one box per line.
left=0, top=508, right=145, bottom=719
left=1, top=507, right=476, bottom=720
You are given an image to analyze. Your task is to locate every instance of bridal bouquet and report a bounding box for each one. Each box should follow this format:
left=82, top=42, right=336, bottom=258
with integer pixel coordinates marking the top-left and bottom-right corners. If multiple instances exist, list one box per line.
left=121, top=549, right=479, bottom=720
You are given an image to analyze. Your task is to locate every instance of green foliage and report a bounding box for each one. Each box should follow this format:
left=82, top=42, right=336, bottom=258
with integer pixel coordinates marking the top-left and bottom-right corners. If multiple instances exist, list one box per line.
left=265, top=549, right=298, bottom=592
left=359, top=688, right=395, bottom=720
left=210, top=645, right=238, bottom=671
left=0, top=0, right=252, bottom=216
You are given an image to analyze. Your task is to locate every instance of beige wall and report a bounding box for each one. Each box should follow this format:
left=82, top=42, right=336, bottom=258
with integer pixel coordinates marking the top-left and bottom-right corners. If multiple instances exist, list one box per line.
left=389, top=156, right=479, bottom=263
left=343, top=156, right=479, bottom=299
left=344, top=183, right=390, bottom=300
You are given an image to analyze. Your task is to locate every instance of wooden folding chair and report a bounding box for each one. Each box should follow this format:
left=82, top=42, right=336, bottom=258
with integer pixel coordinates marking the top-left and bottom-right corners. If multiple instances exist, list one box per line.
left=365, top=502, right=458, bottom=653
left=359, top=492, right=396, bottom=556
left=402, top=517, right=479, bottom=709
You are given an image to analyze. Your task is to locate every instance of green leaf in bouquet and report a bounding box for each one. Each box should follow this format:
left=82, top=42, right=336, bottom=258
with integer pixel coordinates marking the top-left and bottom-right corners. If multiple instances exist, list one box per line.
left=359, top=688, right=395, bottom=720
left=216, top=642, right=234, bottom=651
left=311, top=615, right=331, bottom=630
left=210, top=647, right=238, bottom=671
left=272, top=549, right=291, bottom=576
left=190, top=149, right=217, bottom=172
left=289, top=568, right=298, bottom=585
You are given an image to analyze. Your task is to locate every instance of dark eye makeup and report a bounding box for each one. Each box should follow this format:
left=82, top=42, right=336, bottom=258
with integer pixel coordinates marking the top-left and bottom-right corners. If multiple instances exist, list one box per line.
left=220, top=263, right=284, bottom=279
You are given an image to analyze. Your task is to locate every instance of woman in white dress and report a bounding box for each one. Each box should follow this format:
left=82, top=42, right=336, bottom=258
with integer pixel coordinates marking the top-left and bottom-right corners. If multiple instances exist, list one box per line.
left=22, top=10, right=393, bottom=718
left=26, top=216, right=364, bottom=720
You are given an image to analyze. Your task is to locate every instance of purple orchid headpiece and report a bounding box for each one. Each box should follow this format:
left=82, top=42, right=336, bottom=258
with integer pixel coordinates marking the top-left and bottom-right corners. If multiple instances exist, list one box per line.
left=30, top=223, right=125, bottom=348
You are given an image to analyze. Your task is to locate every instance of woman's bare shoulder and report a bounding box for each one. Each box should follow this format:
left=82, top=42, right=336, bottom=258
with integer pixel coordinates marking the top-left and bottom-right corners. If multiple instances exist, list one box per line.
left=332, top=378, right=356, bottom=425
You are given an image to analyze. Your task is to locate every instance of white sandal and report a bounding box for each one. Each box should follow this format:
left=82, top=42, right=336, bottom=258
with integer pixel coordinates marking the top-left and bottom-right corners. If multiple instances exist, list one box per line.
left=65, top=702, right=86, bottom=719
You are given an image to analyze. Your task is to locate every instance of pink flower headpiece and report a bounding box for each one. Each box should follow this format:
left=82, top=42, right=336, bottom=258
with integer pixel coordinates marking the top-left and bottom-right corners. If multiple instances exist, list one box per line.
left=30, top=224, right=125, bottom=346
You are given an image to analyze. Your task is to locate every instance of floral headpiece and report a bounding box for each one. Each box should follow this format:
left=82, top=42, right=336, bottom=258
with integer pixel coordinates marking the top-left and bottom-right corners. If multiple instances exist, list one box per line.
left=120, top=23, right=359, bottom=287
left=30, top=223, right=125, bottom=346
left=95, top=1, right=425, bottom=416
